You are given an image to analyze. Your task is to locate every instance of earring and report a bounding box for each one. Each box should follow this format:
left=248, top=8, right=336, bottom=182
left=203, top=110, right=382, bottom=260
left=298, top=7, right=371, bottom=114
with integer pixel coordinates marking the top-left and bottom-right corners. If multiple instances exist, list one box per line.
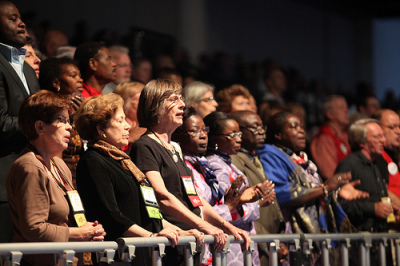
left=215, top=143, right=218, bottom=150
left=56, top=87, right=60, bottom=92
left=102, top=133, right=107, bottom=138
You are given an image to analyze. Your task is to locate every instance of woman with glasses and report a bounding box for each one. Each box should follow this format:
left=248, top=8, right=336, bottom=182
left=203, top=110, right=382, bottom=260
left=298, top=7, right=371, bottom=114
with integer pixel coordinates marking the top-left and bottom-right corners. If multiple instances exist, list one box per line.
left=183, top=81, right=218, bottom=118
left=204, top=111, right=272, bottom=266
left=131, top=79, right=251, bottom=266
left=172, top=107, right=258, bottom=265
left=6, top=91, right=106, bottom=266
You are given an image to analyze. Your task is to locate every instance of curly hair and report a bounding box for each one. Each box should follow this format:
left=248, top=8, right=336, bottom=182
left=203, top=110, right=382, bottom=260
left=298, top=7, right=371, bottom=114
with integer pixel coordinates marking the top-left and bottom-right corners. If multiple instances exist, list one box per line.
left=265, top=111, right=292, bottom=144
left=74, top=93, right=123, bottom=142
left=215, top=84, right=252, bottom=113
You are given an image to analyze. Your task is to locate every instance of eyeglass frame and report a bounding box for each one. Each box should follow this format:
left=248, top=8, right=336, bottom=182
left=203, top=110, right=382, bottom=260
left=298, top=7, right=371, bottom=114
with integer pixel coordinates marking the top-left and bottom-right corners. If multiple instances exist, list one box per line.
left=215, top=131, right=242, bottom=139
left=186, top=126, right=210, bottom=137
left=240, top=125, right=265, bottom=135
left=195, top=96, right=215, bottom=103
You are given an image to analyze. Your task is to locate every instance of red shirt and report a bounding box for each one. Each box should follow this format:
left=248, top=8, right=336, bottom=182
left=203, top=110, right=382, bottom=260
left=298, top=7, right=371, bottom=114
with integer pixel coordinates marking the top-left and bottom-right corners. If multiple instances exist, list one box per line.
left=82, top=83, right=101, bottom=98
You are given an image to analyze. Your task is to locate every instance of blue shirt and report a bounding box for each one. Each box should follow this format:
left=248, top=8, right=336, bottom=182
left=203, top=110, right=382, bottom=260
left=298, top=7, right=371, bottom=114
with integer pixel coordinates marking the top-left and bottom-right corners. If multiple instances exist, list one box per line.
left=0, top=42, right=29, bottom=94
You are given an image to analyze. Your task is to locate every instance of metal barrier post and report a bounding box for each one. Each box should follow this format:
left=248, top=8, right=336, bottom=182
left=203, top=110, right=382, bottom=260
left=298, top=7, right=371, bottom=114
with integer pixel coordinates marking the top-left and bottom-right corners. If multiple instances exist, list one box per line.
left=340, top=238, right=350, bottom=266
left=212, top=244, right=221, bottom=266
left=56, top=250, right=75, bottom=266
left=269, top=240, right=280, bottom=266
left=379, top=239, right=387, bottom=266
left=220, top=236, right=230, bottom=266
left=97, top=248, right=115, bottom=264
left=184, top=241, right=197, bottom=266
left=321, top=239, right=331, bottom=266
left=243, top=241, right=254, bottom=266
left=1, top=251, right=22, bottom=266
left=152, top=244, right=165, bottom=266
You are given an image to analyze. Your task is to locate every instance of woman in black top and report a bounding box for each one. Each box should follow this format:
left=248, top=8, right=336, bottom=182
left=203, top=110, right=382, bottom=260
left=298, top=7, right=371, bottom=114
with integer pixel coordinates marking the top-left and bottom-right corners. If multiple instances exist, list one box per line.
left=75, top=93, right=185, bottom=265
left=131, top=79, right=251, bottom=266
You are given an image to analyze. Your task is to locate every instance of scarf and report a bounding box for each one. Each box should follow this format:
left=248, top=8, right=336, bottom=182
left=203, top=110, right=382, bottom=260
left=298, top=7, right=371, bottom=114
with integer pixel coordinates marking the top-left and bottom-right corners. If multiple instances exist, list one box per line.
left=184, top=151, right=225, bottom=204
left=91, top=140, right=146, bottom=183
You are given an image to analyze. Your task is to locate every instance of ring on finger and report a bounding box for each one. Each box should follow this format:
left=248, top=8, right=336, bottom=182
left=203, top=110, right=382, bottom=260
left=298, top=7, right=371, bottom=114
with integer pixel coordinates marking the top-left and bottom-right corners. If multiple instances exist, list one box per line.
left=267, top=190, right=270, bottom=193
left=234, top=188, right=239, bottom=193
left=337, top=176, right=342, bottom=181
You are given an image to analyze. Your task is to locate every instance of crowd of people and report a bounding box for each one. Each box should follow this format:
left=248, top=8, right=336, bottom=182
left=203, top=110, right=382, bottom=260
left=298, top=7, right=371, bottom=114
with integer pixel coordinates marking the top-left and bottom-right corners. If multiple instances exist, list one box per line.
left=2, top=1, right=400, bottom=265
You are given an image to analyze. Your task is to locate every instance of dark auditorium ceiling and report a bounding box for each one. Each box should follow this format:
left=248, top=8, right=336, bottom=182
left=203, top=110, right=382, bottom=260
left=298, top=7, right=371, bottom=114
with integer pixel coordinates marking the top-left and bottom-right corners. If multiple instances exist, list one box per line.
left=297, top=0, right=400, bottom=18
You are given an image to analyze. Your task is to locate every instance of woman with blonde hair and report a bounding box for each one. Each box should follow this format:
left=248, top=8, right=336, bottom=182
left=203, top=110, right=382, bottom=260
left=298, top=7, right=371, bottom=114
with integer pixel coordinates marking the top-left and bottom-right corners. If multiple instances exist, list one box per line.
left=114, top=81, right=147, bottom=152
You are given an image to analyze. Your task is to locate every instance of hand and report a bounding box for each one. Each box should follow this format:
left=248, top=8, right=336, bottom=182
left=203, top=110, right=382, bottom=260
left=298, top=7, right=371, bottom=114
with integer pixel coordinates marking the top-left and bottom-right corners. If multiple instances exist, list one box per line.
left=374, top=201, right=393, bottom=219
left=258, top=180, right=276, bottom=207
left=222, top=222, right=251, bottom=251
left=278, top=243, right=289, bottom=264
left=338, top=180, right=369, bottom=200
left=325, top=172, right=351, bottom=192
left=70, top=94, right=84, bottom=113
left=156, top=227, right=179, bottom=248
left=200, top=224, right=226, bottom=253
left=393, top=204, right=400, bottom=222
left=79, top=221, right=106, bottom=241
left=224, top=176, right=245, bottom=210
left=180, top=229, right=205, bottom=249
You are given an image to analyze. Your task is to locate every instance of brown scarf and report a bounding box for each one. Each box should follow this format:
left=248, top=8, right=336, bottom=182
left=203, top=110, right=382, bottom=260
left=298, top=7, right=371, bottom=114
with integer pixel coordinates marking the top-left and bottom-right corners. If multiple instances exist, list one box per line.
left=91, top=140, right=146, bottom=183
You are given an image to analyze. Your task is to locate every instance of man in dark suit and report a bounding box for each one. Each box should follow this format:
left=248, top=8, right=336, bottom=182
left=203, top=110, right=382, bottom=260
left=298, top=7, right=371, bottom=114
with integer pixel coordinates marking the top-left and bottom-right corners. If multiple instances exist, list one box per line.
left=230, top=110, right=285, bottom=265
left=0, top=0, right=40, bottom=242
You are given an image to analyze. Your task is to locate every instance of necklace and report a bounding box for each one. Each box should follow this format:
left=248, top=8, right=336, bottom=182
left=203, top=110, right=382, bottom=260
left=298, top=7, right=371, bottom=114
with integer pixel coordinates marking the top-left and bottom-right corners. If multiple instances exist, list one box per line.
left=149, top=129, right=179, bottom=163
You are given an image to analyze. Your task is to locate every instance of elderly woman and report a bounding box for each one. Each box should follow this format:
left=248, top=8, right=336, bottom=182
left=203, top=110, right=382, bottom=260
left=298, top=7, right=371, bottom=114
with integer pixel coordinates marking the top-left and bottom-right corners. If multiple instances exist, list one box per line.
left=23, top=36, right=41, bottom=78
left=204, top=111, right=275, bottom=266
left=6, top=90, right=105, bottom=266
left=172, top=107, right=275, bottom=265
left=39, top=57, right=84, bottom=185
left=258, top=111, right=369, bottom=264
left=131, top=79, right=251, bottom=266
left=75, top=93, right=199, bottom=265
left=114, top=81, right=147, bottom=152
left=183, top=81, right=218, bottom=118
left=215, top=84, right=253, bottom=114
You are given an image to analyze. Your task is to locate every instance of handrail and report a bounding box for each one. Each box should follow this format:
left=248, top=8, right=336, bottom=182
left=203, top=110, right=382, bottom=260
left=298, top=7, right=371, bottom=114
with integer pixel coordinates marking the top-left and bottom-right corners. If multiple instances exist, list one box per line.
left=0, top=232, right=399, bottom=266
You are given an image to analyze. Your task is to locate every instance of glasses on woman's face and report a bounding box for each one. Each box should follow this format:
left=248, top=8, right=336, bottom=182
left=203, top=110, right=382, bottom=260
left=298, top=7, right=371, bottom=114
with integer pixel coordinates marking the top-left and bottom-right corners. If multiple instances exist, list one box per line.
left=187, top=127, right=209, bottom=137
left=166, top=95, right=185, bottom=104
left=217, top=131, right=242, bottom=139
left=241, top=125, right=265, bottom=135
left=196, top=96, right=215, bottom=103
left=54, top=116, right=70, bottom=125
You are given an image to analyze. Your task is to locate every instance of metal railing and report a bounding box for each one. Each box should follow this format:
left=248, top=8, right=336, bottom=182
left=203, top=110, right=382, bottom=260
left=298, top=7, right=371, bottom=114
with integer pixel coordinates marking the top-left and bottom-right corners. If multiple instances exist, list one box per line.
left=0, top=232, right=399, bottom=266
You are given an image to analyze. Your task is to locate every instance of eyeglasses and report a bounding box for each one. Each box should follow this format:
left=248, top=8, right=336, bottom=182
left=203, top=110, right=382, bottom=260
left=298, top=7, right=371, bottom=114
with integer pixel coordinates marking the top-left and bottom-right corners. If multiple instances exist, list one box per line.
left=55, top=116, right=70, bottom=125
left=187, top=127, right=210, bottom=137
left=217, top=131, right=242, bottom=139
left=383, top=124, right=400, bottom=130
left=241, top=125, right=265, bottom=135
left=196, top=97, right=215, bottom=103
left=166, top=95, right=185, bottom=104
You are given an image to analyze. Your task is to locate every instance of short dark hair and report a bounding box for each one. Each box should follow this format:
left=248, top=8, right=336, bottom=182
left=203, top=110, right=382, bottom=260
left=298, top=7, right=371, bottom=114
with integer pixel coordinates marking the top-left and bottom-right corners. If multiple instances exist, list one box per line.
left=203, top=111, right=231, bottom=136
left=39, top=57, right=79, bottom=92
left=171, top=106, right=199, bottom=142
left=18, top=90, right=70, bottom=141
left=74, top=42, right=105, bottom=80
left=265, top=111, right=292, bottom=144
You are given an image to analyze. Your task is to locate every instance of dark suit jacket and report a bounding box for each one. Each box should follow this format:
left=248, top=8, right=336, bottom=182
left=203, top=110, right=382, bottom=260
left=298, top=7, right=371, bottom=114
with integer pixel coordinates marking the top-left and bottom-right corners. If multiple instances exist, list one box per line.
left=0, top=52, right=39, bottom=201
left=231, top=151, right=285, bottom=234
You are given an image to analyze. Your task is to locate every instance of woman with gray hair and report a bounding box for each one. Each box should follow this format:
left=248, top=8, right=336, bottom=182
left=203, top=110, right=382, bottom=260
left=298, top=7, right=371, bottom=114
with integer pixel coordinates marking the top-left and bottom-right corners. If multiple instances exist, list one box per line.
left=184, top=81, right=218, bottom=117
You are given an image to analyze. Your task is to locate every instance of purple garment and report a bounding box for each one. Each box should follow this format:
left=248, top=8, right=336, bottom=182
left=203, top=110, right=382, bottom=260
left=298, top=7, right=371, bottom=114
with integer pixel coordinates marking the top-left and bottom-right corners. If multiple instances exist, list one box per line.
left=206, top=151, right=260, bottom=266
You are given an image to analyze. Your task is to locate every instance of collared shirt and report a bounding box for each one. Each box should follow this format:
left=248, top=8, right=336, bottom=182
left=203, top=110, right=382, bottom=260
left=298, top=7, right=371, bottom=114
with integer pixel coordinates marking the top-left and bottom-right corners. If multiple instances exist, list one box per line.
left=82, top=83, right=101, bottom=98
left=335, top=150, right=389, bottom=232
left=0, top=42, right=29, bottom=94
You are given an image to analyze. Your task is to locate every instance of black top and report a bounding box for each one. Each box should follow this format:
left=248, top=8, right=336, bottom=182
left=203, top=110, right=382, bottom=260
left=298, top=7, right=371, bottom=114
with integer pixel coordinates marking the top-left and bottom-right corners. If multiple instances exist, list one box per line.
left=76, top=148, right=162, bottom=240
left=131, top=135, right=201, bottom=230
left=335, top=150, right=389, bottom=232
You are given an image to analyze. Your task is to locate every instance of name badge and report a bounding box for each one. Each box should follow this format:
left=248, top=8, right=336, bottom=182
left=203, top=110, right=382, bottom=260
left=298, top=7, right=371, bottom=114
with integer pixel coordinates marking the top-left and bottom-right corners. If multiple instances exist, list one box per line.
left=66, top=190, right=87, bottom=227
left=182, top=176, right=203, bottom=207
left=388, top=162, right=398, bottom=176
left=140, top=185, right=163, bottom=219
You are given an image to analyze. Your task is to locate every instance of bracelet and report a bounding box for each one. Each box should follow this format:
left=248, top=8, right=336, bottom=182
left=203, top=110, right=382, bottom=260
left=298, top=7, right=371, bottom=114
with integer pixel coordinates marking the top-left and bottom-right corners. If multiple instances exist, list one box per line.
left=321, top=184, right=329, bottom=198
left=221, top=220, right=226, bottom=227
left=149, top=233, right=154, bottom=237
